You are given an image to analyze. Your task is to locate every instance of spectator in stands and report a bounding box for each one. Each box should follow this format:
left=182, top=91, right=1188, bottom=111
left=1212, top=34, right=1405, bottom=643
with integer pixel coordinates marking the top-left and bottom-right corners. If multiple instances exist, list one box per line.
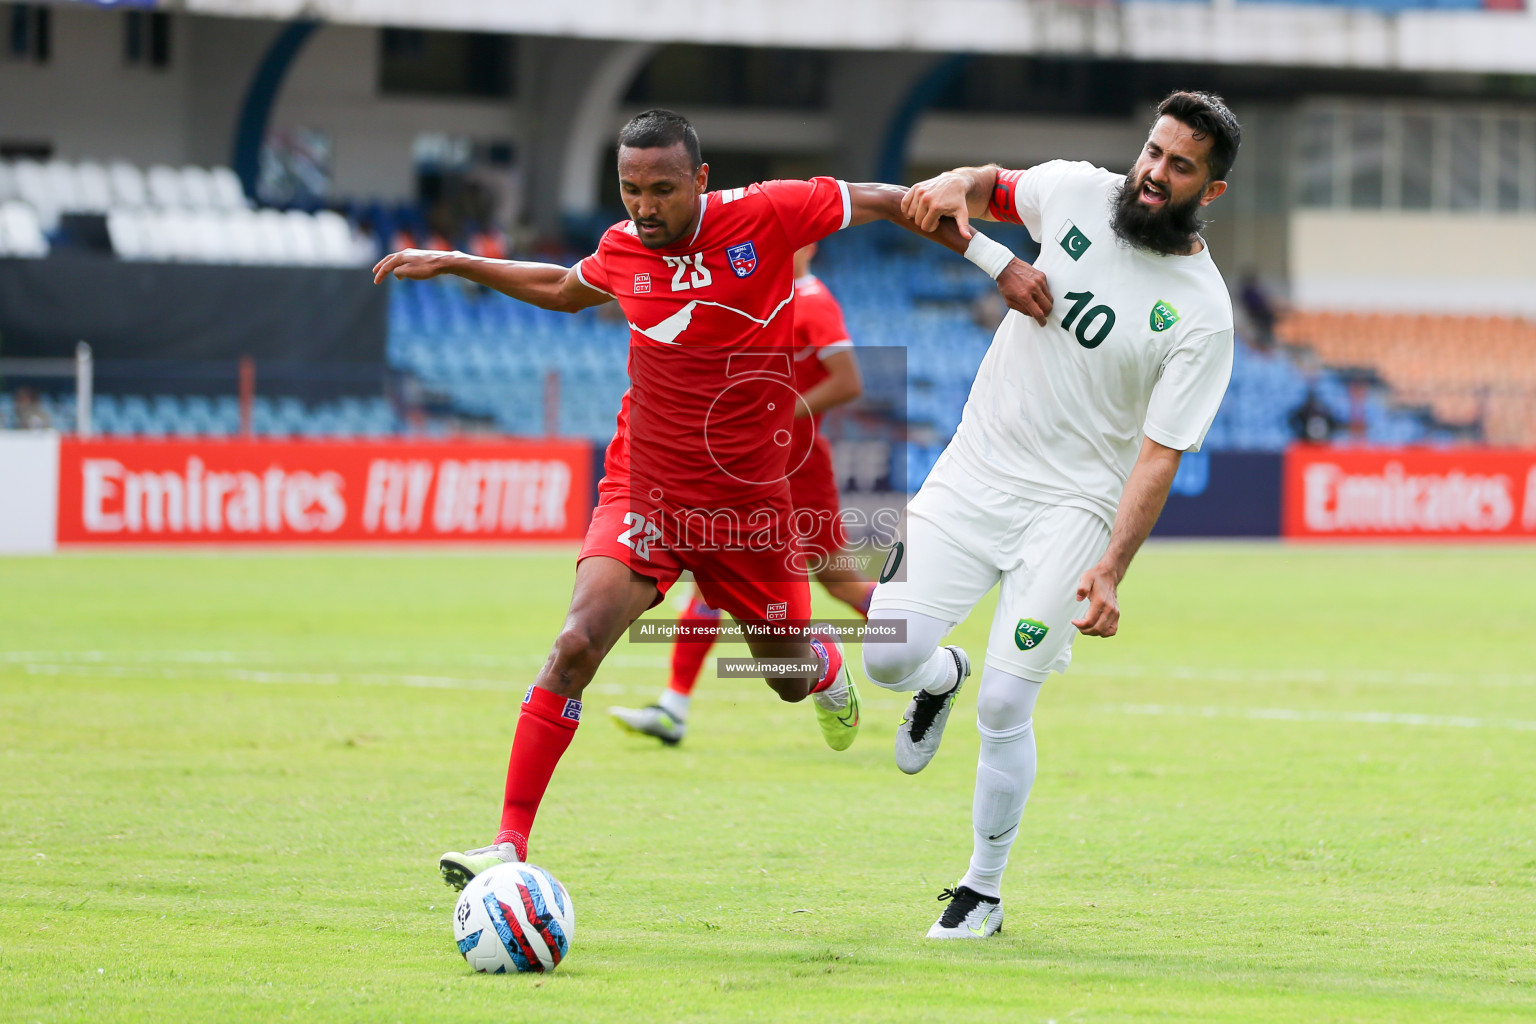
left=1288, top=388, right=1340, bottom=443
left=1239, top=271, right=1282, bottom=350
left=12, top=388, right=51, bottom=429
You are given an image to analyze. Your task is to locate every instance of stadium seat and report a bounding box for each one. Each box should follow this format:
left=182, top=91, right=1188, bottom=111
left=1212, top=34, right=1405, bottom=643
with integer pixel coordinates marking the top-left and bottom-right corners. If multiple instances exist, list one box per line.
left=146, top=164, right=185, bottom=208
left=0, top=201, right=49, bottom=257
left=209, top=166, right=249, bottom=211
left=43, top=162, right=80, bottom=217
left=73, top=161, right=114, bottom=213
left=313, top=209, right=357, bottom=266
left=279, top=210, right=322, bottom=265
left=179, top=166, right=216, bottom=209
left=10, top=161, right=58, bottom=230
left=108, top=161, right=149, bottom=208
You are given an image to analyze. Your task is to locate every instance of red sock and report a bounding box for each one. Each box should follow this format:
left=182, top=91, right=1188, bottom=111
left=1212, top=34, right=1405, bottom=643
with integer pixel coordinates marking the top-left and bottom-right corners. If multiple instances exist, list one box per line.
left=667, top=598, right=720, bottom=697
left=807, top=629, right=843, bottom=694
left=496, top=686, right=582, bottom=860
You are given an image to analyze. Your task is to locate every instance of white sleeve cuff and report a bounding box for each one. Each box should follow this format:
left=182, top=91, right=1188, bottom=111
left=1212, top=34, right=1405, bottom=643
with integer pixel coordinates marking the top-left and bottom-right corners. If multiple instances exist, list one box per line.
left=573, top=258, right=613, bottom=297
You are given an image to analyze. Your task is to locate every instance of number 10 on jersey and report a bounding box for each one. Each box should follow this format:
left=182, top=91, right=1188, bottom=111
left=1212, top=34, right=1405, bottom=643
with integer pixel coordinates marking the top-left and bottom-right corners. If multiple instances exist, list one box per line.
left=1060, top=290, right=1116, bottom=349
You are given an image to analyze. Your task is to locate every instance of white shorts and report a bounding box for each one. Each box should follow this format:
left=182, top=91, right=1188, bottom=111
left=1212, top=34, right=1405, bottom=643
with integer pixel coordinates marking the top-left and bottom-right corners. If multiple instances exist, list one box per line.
left=869, top=451, right=1112, bottom=682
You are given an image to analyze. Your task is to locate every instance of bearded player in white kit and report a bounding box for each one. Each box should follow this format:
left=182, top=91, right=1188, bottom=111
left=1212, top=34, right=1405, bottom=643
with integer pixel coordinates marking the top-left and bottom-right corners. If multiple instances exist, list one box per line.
left=863, top=91, right=1242, bottom=938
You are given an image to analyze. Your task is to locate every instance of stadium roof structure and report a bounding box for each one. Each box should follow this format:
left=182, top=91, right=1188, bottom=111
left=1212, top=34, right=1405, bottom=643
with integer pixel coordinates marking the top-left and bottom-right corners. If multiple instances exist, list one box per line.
left=157, top=0, right=1536, bottom=75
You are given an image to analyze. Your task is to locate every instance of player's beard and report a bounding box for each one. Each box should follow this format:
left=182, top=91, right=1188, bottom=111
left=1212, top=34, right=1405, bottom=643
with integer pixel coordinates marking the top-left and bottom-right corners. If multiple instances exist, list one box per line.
left=1110, top=175, right=1205, bottom=256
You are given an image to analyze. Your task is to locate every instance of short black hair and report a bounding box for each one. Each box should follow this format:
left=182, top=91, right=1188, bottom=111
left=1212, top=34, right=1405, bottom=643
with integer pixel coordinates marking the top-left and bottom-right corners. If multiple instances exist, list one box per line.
left=1156, top=91, right=1241, bottom=181
left=617, top=108, right=702, bottom=169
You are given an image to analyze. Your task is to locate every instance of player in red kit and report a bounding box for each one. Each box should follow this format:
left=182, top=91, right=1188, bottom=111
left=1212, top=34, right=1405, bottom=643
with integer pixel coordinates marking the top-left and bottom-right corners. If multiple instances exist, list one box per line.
left=608, top=242, right=877, bottom=746
left=374, top=109, right=1043, bottom=889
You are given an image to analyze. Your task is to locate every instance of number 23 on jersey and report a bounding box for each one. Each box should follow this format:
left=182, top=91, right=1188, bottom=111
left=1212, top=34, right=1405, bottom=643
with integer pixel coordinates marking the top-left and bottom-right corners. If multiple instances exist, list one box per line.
left=663, top=253, right=711, bottom=291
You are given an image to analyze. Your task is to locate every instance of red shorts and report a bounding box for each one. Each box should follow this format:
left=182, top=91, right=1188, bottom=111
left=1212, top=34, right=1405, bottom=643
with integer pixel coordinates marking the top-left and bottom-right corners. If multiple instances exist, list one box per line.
left=578, top=478, right=811, bottom=627
left=787, top=434, right=846, bottom=562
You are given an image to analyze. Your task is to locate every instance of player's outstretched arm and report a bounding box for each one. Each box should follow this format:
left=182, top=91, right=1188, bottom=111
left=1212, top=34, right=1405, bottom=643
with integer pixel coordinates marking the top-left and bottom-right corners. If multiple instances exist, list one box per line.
left=846, top=181, right=1052, bottom=327
left=900, top=164, right=1001, bottom=240
left=1073, top=437, right=1183, bottom=638
left=371, top=249, right=610, bottom=314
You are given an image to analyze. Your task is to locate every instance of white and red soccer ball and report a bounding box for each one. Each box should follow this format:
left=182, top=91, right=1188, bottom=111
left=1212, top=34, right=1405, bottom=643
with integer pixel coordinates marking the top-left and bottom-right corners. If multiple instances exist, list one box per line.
left=452, top=862, right=575, bottom=974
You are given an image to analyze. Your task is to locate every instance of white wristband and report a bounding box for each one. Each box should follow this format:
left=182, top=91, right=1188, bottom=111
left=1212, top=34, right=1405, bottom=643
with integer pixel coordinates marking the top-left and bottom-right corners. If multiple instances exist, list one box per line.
left=963, top=230, right=1016, bottom=279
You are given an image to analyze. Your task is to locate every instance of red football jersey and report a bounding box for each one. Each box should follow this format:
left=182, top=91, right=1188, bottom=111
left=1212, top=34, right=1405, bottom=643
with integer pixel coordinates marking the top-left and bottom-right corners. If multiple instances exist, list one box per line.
left=790, top=273, right=853, bottom=430
left=576, top=177, right=851, bottom=507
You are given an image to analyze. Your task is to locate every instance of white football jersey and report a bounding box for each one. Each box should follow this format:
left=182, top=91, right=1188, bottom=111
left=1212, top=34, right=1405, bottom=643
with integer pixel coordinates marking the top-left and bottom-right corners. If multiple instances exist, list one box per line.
left=946, top=160, right=1235, bottom=527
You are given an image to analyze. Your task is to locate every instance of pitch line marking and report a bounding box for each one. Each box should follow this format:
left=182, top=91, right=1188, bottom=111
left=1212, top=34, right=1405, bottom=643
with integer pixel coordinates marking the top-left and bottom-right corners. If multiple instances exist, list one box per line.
left=0, top=650, right=669, bottom=670
left=1075, top=664, right=1536, bottom=688
left=1102, top=703, right=1536, bottom=732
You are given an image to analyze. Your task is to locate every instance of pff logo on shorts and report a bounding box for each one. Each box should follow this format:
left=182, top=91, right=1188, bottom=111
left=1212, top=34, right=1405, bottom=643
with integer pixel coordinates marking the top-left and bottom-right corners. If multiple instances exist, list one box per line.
left=1014, top=618, right=1049, bottom=651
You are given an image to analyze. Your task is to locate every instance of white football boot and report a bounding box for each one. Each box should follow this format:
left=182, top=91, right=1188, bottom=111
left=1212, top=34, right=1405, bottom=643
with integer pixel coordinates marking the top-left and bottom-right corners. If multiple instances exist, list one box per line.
left=608, top=704, right=687, bottom=746
left=926, top=885, right=1003, bottom=939
left=895, top=646, right=970, bottom=775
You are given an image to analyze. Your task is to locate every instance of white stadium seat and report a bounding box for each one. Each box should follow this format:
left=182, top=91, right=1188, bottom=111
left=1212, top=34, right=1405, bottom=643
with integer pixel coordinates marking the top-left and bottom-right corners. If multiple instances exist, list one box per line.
left=209, top=166, right=249, bottom=211
left=0, top=157, right=360, bottom=265
left=0, top=201, right=49, bottom=258
left=12, top=161, right=59, bottom=230
left=146, top=164, right=184, bottom=208
left=135, top=210, right=172, bottom=262
left=180, top=166, right=216, bottom=209
left=160, top=210, right=198, bottom=262
left=252, top=209, right=288, bottom=264
left=73, top=161, right=114, bottom=213
left=197, top=211, right=238, bottom=262
left=109, top=161, right=148, bottom=207
left=220, top=211, right=261, bottom=264
left=313, top=209, right=358, bottom=266
left=44, top=161, right=80, bottom=214
left=106, top=208, right=145, bottom=259
left=281, top=209, right=322, bottom=265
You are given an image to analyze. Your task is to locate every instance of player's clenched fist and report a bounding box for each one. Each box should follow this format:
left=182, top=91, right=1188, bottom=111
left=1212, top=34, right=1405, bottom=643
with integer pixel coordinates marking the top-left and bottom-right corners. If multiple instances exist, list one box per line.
left=997, top=259, right=1054, bottom=328
left=901, top=172, right=975, bottom=238
left=372, top=248, right=457, bottom=285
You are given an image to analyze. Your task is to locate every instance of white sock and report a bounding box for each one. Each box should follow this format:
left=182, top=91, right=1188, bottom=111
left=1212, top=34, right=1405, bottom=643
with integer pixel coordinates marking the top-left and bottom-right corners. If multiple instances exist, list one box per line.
left=959, top=666, right=1044, bottom=899
left=959, top=717, right=1035, bottom=899
left=871, top=646, right=956, bottom=694
left=657, top=689, right=690, bottom=722
left=809, top=635, right=848, bottom=710
left=922, top=650, right=961, bottom=696
left=812, top=674, right=847, bottom=711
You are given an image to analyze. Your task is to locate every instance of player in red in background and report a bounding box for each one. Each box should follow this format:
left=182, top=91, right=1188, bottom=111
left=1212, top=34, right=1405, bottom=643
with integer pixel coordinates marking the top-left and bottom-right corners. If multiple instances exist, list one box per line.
left=608, top=241, right=876, bottom=746
left=374, top=109, right=1042, bottom=890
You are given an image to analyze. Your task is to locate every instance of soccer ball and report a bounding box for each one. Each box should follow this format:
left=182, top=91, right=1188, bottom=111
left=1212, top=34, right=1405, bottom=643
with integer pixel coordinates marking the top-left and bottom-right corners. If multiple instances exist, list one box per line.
left=452, top=862, right=575, bottom=974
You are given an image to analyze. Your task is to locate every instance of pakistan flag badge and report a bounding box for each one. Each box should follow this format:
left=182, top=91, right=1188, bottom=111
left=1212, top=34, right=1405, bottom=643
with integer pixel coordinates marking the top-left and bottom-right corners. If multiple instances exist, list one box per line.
left=1055, top=220, right=1092, bottom=261
left=1150, top=300, right=1180, bottom=332
left=1014, top=618, right=1050, bottom=651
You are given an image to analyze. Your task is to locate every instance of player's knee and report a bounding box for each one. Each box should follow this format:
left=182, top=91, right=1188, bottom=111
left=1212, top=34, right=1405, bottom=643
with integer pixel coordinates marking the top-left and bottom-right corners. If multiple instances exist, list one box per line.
left=975, top=684, right=1035, bottom=733
left=862, top=641, right=932, bottom=688
left=550, top=626, right=608, bottom=674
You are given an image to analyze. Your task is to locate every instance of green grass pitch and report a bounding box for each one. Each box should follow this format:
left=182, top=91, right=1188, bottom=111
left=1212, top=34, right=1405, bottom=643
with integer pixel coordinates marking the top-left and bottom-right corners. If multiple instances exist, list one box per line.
left=2, top=544, right=1534, bottom=1022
